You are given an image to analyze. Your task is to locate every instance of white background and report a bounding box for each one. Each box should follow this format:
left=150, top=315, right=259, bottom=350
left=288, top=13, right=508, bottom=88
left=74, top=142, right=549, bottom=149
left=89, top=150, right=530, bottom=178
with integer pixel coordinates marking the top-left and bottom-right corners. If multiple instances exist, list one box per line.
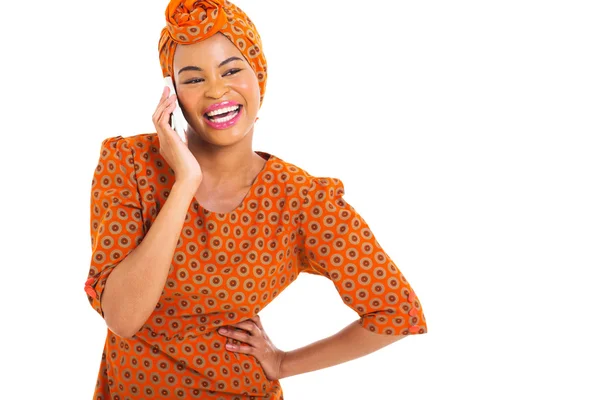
left=1, top=0, right=599, bottom=398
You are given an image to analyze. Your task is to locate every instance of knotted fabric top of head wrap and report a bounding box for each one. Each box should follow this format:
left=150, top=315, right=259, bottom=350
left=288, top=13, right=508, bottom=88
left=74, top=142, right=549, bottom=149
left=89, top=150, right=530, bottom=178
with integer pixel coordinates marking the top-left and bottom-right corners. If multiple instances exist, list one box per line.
left=158, top=0, right=268, bottom=106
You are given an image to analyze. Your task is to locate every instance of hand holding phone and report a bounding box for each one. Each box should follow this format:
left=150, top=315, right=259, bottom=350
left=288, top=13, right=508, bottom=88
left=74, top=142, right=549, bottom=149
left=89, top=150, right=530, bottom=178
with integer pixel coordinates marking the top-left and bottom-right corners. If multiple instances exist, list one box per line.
left=163, top=76, right=187, bottom=143
left=153, top=77, right=202, bottom=184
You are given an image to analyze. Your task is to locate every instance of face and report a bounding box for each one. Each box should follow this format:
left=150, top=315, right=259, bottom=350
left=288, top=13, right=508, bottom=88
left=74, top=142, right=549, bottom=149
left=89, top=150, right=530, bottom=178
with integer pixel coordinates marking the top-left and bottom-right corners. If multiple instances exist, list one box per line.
left=172, top=32, right=261, bottom=145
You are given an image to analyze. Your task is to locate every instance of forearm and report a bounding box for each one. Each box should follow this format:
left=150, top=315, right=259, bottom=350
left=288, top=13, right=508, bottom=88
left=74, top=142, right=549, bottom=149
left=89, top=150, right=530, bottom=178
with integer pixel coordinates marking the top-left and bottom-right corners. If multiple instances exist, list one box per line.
left=102, top=179, right=200, bottom=338
left=279, top=319, right=406, bottom=379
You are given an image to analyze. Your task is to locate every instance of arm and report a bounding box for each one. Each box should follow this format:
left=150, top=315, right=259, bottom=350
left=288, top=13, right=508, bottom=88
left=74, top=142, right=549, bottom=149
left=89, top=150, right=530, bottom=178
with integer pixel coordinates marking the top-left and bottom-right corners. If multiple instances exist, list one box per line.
left=279, top=319, right=406, bottom=379
left=297, top=176, right=428, bottom=336
left=86, top=92, right=203, bottom=338
left=102, top=179, right=199, bottom=338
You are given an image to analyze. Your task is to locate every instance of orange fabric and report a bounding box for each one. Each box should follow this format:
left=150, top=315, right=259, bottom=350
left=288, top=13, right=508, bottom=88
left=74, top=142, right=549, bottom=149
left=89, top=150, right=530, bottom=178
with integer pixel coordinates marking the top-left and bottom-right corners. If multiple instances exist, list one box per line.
left=158, top=0, right=268, bottom=106
left=84, top=134, right=427, bottom=399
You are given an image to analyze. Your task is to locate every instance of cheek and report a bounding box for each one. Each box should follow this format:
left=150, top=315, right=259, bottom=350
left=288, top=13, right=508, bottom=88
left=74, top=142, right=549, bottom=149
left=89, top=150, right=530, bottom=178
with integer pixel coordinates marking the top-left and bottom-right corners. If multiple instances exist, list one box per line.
left=177, top=95, right=197, bottom=114
left=234, top=76, right=261, bottom=103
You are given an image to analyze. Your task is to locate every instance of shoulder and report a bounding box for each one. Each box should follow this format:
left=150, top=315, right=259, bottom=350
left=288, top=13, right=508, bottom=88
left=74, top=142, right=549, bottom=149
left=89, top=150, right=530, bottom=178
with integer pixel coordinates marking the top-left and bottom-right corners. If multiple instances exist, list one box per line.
left=91, top=135, right=157, bottom=206
left=93, top=133, right=161, bottom=188
left=100, top=133, right=159, bottom=156
left=269, top=154, right=345, bottom=202
left=96, top=133, right=161, bottom=176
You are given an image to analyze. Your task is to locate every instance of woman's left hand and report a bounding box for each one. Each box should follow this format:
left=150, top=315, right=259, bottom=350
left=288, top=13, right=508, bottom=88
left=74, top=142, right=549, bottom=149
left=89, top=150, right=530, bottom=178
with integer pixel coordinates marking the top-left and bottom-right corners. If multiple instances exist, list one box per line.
left=217, top=315, right=286, bottom=381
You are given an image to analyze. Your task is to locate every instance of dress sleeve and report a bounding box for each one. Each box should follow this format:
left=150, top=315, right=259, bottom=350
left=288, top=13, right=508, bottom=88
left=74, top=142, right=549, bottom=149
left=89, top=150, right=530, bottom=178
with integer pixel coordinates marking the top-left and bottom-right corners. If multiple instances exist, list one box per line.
left=84, top=136, right=145, bottom=319
left=297, top=176, right=427, bottom=336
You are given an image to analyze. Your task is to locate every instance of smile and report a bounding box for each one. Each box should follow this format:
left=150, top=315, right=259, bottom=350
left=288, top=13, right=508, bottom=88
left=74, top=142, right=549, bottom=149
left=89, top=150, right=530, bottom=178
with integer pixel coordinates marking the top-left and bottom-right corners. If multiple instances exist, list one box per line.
left=203, top=105, right=243, bottom=130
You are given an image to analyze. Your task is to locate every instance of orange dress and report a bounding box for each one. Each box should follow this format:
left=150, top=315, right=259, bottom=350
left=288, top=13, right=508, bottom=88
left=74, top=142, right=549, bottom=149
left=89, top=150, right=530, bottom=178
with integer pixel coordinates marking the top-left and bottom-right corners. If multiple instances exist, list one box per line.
left=84, top=134, right=427, bottom=399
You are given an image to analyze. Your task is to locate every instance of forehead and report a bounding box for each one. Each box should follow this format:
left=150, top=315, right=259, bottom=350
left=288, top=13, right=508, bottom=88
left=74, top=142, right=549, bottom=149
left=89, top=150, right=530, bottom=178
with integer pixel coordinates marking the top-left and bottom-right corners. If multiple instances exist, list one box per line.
left=173, top=33, right=243, bottom=68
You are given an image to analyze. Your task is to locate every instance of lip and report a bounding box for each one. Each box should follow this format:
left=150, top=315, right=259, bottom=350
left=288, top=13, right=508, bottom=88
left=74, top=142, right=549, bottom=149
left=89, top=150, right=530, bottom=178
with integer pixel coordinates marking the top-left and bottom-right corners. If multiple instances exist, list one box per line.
left=203, top=104, right=243, bottom=130
left=203, top=100, right=241, bottom=115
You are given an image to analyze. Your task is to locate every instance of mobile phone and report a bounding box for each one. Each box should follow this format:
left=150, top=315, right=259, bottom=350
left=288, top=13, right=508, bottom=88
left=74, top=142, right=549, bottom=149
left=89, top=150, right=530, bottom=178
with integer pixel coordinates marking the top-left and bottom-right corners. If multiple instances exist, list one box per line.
left=163, top=76, right=187, bottom=142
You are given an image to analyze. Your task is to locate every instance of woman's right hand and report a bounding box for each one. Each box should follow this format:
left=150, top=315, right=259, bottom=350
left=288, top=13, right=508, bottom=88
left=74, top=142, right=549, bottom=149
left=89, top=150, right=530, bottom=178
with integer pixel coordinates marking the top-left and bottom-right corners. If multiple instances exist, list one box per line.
left=152, top=86, right=203, bottom=185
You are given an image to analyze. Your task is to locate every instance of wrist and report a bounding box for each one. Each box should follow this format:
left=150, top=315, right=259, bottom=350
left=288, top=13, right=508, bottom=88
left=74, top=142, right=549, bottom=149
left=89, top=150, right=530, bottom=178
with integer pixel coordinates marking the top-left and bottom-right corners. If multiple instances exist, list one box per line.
left=279, top=349, right=301, bottom=380
left=278, top=350, right=290, bottom=379
left=173, top=177, right=202, bottom=193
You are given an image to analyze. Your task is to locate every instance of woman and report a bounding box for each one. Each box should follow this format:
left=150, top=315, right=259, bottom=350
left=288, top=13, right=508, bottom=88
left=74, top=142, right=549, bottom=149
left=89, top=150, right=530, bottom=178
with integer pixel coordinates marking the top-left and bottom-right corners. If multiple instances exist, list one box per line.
left=84, top=0, right=427, bottom=398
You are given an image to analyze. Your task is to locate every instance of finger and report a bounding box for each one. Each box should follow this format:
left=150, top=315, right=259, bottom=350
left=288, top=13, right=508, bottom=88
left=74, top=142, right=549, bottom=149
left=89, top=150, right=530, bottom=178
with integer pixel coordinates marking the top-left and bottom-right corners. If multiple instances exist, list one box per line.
left=154, top=90, right=176, bottom=117
left=160, top=86, right=178, bottom=104
left=226, top=341, right=254, bottom=355
left=219, top=326, right=256, bottom=345
left=231, top=320, right=259, bottom=336
left=153, top=95, right=176, bottom=128
left=159, top=99, right=176, bottom=124
left=156, top=94, right=176, bottom=120
left=153, top=91, right=173, bottom=118
left=156, top=100, right=177, bottom=132
left=250, top=315, right=264, bottom=330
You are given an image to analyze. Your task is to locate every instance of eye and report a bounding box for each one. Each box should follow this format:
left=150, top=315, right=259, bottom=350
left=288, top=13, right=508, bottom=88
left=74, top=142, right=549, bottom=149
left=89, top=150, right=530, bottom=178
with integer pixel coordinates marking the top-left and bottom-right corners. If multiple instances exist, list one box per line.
left=224, top=68, right=242, bottom=76
left=184, top=69, right=242, bottom=84
left=185, top=78, right=204, bottom=84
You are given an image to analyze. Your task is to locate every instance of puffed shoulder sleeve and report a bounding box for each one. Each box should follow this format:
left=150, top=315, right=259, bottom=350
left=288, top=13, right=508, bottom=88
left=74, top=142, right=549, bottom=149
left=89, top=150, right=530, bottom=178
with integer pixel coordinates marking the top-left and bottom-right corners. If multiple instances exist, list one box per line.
left=84, top=136, right=145, bottom=318
left=297, top=176, right=427, bottom=336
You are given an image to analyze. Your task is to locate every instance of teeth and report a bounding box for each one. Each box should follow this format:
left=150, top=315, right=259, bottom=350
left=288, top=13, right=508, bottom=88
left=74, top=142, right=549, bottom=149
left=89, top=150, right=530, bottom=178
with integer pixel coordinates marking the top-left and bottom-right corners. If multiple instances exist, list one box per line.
left=209, top=108, right=240, bottom=123
left=207, top=105, right=240, bottom=117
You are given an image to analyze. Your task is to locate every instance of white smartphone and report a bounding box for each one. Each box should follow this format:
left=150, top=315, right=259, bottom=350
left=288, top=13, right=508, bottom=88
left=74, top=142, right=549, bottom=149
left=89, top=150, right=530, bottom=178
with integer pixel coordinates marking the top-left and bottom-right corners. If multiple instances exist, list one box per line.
left=163, top=76, right=187, bottom=142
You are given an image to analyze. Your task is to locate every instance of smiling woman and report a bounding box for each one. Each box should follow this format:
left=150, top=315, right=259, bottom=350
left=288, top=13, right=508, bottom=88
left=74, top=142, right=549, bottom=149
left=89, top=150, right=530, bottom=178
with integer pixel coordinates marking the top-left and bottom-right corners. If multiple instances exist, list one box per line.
left=83, top=0, right=427, bottom=399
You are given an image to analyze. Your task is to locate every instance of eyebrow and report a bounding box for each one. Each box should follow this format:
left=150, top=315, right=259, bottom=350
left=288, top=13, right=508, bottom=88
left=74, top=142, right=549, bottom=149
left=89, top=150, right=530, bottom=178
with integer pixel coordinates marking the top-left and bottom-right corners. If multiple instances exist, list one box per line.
left=177, top=56, right=244, bottom=75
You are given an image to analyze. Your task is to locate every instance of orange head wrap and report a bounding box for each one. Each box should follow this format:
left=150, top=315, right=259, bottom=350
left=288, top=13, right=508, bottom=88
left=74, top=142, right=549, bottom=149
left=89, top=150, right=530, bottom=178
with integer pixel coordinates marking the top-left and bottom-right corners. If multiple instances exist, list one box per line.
left=158, top=0, right=268, bottom=106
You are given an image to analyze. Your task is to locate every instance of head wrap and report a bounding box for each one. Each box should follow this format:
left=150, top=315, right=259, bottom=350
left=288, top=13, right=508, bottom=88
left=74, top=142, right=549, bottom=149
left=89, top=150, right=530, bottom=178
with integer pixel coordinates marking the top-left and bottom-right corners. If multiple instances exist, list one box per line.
left=158, top=0, right=268, bottom=106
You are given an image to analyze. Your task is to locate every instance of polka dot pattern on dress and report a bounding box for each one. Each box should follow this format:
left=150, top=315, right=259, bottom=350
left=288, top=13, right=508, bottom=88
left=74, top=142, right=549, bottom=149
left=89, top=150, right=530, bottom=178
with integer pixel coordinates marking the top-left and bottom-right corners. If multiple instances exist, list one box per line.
left=84, top=133, right=427, bottom=399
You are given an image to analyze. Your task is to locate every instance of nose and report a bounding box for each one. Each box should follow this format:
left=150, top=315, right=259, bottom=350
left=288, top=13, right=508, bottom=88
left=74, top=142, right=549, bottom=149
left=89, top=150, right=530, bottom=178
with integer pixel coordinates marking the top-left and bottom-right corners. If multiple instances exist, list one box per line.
left=204, top=75, right=230, bottom=99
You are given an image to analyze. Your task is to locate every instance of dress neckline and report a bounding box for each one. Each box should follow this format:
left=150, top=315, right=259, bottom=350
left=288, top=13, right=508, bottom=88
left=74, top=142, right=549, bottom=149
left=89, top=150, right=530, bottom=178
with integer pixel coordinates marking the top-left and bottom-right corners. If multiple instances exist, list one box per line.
left=191, top=150, right=274, bottom=216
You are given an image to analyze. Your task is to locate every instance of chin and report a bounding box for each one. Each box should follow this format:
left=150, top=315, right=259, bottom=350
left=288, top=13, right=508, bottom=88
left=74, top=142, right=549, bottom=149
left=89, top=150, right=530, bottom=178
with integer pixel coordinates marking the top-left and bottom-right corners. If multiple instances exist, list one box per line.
left=193, top=123, right=253, bottom=146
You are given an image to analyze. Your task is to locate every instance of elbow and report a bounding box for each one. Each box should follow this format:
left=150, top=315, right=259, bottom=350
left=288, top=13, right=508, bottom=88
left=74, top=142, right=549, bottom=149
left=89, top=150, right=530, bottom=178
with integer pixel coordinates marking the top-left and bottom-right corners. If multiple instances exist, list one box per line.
left=105, top=316, right=141, bottom=339
left=102, top=298, right=139, bottom=339
left=101, top=276, right=143, bottom=339
left=103, top=308, right=132, bottom=339
left=104, top=313, right=144, bottom=340
left=107, top=323, right=134, bottom=339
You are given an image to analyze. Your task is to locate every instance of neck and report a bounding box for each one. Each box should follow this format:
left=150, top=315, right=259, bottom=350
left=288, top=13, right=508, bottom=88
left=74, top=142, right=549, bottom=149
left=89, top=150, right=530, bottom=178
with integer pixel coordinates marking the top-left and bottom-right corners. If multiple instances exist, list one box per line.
left=185, top=128, right=264, bottom=186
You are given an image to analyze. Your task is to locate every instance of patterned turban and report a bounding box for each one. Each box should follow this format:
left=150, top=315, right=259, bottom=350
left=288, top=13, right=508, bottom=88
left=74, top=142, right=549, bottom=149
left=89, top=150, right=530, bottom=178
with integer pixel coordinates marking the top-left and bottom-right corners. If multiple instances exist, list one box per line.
left=158, top=0, right=268, bottom=106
